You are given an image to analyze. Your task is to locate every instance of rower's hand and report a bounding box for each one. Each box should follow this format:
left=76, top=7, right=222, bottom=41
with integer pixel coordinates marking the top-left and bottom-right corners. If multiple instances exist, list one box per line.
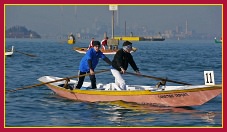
left=120, top=68, right=126, bottom=74
left=90, top=69, right=95, bottom=75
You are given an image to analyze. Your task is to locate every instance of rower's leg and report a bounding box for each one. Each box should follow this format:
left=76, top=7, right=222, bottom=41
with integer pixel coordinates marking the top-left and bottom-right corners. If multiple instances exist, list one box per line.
left=75, top=71, right=86, bottom=89
left=89, top=74, right=97, bottom=89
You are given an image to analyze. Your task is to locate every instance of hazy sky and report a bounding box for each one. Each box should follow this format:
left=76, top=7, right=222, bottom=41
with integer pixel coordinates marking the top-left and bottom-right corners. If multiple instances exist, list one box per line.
left=5, top=5, right=222, bottom=36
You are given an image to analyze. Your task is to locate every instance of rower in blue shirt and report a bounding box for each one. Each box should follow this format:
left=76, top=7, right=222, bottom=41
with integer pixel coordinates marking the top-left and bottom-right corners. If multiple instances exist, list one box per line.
left=75, top=41, right=112, bottom=89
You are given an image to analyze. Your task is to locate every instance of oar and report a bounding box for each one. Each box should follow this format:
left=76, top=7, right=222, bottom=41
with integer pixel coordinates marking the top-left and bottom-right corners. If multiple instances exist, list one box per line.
left=6, top=69, right=110, bottom=93
left=15, top=50, right=37, bottom=57
left=127, top=72, right=191, bottom=85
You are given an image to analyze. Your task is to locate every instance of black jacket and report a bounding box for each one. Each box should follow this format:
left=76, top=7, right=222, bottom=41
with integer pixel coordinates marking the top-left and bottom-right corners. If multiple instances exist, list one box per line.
left=112, top=49, right=139, bottom=72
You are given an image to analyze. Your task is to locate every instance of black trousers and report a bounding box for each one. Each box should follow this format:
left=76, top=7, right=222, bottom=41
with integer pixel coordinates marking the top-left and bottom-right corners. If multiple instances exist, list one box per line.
left=76, top=71, right=96, bottom=89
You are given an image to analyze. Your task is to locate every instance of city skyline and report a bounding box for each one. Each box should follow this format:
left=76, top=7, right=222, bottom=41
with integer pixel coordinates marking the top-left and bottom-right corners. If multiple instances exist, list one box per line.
left=5, top=5, right=222, bottom=37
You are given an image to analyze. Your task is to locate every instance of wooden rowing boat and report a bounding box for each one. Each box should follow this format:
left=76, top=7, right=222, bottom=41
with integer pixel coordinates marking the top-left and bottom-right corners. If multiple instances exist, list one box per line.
left=73, top=47, right=137, bottom=55
left=5, top=46, right=14, bottom=56
left=38, top=73, right=222, bottom=107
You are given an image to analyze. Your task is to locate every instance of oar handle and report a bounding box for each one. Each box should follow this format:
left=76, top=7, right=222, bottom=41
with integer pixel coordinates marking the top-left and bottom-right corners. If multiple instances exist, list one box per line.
left=127, top=72, right=191, bottom=85
left=6, top=69, right=110, bottom=93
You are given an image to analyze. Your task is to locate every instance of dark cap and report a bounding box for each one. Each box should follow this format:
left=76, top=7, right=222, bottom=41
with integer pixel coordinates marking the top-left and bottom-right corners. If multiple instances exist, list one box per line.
left=93, top=41, right=101, bottom=46
left=123, top=41, right=132, bottom=46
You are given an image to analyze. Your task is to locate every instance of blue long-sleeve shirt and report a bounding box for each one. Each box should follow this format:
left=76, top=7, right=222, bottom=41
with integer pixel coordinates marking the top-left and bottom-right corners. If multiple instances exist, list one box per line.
left=79, top=48, right=106, bottom=72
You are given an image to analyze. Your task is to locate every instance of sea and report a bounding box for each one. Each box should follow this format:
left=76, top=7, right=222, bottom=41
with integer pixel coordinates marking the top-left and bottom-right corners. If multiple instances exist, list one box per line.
left=5, top=38, right=222, bottom=127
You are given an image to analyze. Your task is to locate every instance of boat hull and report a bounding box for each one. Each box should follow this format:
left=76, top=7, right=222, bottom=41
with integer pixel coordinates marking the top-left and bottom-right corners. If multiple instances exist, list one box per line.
left=38, top=76, right=222, bottom=107
left=5, top=51, right=13, bottom=56
left=46, top=84, right=221, bottom=107
left=5, top=46, right=14, bottom=56
left=214, top=37, right=222, bottom=43
left=215, top=39, right=222, bottom=43
left=152, top=38, right=165, bottom=41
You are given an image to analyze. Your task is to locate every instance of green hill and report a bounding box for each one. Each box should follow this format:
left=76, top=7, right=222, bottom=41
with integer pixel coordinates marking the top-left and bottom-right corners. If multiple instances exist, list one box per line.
left=6, top=25, right=41, bottom=38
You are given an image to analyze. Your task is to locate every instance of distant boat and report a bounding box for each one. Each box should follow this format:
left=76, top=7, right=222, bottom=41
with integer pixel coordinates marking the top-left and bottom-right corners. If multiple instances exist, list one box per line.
left=151, top=36, right=165, bottom=41
left=5, top=46, right=14, bottom=56
left=151, top=32, right=165, bottom=41
left=113, top=36, right=165, bottom=41
left=73, top=47, right=118, bottom=55
left=214, top=37, right=222, bottom=43
left=73, top=47, right=137, bottom=55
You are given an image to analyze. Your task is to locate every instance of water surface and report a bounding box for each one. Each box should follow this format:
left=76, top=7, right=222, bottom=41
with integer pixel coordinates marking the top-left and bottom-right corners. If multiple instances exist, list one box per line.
left=5, top=39, right=222, bottom=127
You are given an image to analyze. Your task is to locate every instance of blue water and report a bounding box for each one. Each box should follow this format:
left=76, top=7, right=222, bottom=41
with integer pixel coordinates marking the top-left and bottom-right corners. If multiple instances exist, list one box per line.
left=5, top=38, right=222, bottom=127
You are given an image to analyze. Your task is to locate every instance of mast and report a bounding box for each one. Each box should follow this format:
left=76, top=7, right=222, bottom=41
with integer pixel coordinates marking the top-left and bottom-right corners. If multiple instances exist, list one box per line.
left=112, top=10, right=114, bottom=38
left=109, top=5, right=118, bottom=39
left=125, top=21, right=126, bottom=36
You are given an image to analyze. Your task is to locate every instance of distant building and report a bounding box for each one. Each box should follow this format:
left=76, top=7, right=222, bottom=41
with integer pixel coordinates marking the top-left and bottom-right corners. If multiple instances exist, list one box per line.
left=6, top=25, right=41, bottom=38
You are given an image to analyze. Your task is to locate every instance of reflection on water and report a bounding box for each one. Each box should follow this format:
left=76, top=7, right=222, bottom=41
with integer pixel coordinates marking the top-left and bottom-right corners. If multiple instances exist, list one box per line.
left=97, top=101, right=221, bottom=127
left=200, top=112, right=216, bottom=124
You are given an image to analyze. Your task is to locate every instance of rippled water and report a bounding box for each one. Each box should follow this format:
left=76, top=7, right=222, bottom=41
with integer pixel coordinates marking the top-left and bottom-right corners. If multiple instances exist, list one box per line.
left=5, top=38, right=222, bottom=127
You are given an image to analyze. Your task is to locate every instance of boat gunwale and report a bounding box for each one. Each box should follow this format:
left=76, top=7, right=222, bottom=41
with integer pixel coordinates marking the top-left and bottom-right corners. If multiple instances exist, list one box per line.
left=73, top=47, right=118, bottom=53
left=44, top=81, right=222, bottom=96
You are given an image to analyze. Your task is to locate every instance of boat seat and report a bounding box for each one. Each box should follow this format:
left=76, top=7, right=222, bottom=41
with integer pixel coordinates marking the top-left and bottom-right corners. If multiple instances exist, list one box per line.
left=126, top=86, right=135, bottom=90
left=104, top=83, right=122, bottom=91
